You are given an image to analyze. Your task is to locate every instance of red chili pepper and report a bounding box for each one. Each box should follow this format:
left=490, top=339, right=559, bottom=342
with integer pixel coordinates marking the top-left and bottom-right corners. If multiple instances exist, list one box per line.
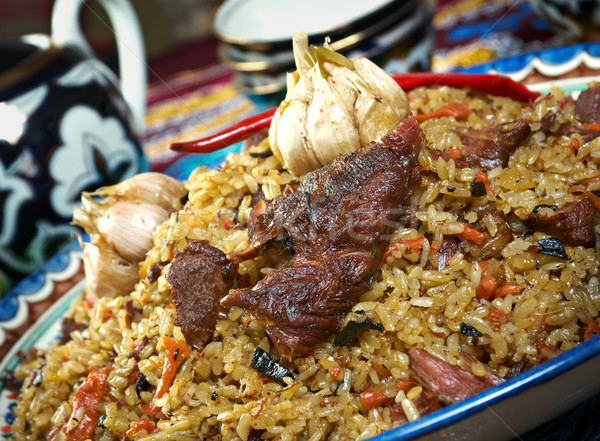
left=169, top=73, right=540, bottom=154
left=63, top=367, right=112, bottom=441
left=169, top=107, right=277, bottom=153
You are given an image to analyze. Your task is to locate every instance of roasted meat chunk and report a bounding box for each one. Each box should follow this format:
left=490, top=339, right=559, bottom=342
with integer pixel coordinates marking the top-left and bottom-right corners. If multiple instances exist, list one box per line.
left=222, top=116, right=425, bottom=358
left=523, top=198, right=596, bottom=248
left=166, top=241, right=238, bottom=350
left=408, top=348, right=503, bottom=404
left=575, top=84, right=600, bottom=125
left=429, top=119, right=531, bottom=171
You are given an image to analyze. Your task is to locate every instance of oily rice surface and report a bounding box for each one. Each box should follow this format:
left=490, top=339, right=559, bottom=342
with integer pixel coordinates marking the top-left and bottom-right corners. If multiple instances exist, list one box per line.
left=8, top=85, right=600, bottom=441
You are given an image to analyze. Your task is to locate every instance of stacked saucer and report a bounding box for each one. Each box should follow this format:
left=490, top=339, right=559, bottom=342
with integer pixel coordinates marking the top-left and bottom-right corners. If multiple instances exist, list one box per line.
left=213, top=0, right=435, bottom=108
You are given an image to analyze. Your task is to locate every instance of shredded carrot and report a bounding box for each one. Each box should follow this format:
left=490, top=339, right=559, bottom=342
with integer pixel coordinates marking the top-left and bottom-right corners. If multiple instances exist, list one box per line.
left=478, top=260, right=489, bottom=272
left=222, top=218, right=234, bottom=230
left=476, top=276, right=497, bottom=300
left=371, top=363, right=392, bottom=380
left=330, top=365, right=342, bottom=380
left=497, top=283, right=523, bottom=297
left=64, top=367, right=112, bottom=441
left=395, top=377, right=416, bottom=393
left=399, top=238, right=425, bottom=253
left=140, top=337, right=189, bottom=416
left=455, top=224, right=488, bottom=245
left=359, top=388, right=390, bottom=410
left=126, top=419, right=156, bottom=439
left=571, top=137, right=580, bottom=153
left=488, top=309, right=507, bottom=320
left=475, top=171, right=494, bottom=194
left=446, top=147, right=462, bottom=159
left=582, top=319, right=600, bottom=342
left=584, top=122, right=600, bottom=131
left=536, top=341, right=559, bottom=355
left=415, top=102, right=472, bottom=122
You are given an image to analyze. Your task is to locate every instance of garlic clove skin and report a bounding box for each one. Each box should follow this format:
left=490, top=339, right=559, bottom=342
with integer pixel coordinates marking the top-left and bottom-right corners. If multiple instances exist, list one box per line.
left=94, top=172, right=187, bottom=211
left=268, top=32, right=410, bottom=177
left=95, top=201, right=170, bottom=262
left=271, top=94, right=322, bottom=176
left=81, top=241, right=139, bottom=298
left=307, top=65, right=360, bottom=167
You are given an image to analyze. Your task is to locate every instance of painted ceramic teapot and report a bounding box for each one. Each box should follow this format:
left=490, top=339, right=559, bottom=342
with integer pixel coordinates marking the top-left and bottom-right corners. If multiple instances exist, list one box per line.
left=0, top=0, right=147, bottom=294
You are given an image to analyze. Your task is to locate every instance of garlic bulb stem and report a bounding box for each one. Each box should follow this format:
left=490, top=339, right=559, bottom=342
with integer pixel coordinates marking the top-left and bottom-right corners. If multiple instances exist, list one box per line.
left=269, top=32, right=410, bottom=177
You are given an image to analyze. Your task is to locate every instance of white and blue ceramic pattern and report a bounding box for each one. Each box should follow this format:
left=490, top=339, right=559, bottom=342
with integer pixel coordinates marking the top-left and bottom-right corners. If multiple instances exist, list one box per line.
left=0, top=0, right=146, bottom=297
left=3, top=42, right=600, bottom=440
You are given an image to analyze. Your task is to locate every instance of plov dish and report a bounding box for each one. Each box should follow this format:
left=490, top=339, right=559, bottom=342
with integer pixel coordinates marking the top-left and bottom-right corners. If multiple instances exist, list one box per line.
left=6, top=35, right=600, bottom=441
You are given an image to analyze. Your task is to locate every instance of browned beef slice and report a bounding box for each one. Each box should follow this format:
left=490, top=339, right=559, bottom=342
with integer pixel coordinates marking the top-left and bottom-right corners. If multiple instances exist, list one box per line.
left=469, top=209, right=514, bottom=260
left=575, top=85, right=600, bottom=124
left=408, top=348, right=503, bottom=404
left=428, top=120, right=531, bottom=171
left=455, top=119, right=531, bottom=171
left=554, top=123, right=600, bottom=143
left=166, top=241, right=238, bottom=350
left=222, top=116, right=425, bottom=358
left=523, top=198, right=596, bottom=248
left=436, top=236, right=460, bottom=270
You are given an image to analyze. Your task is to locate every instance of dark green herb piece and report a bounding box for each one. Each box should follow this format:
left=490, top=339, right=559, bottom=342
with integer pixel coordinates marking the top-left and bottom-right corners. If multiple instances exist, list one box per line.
left=333, top=318, right=384, bottom=346
left=281, top=235, right=294, bottom=252
left=537, top=237, right=568, bottom=260
left=135, top=373, right=150, bottom=398
left=460, top=322, right=483, bottom=337
left=98, top=414, right=107, bottom=428
left=532, top=204, right=557, bottom=214
left=249, top=150, right=273, bottom=158
left=471, top=180, right=487, bottom=197
left=250, top=347, right=293, bottom=386
left=210, top=391, right=218, bottom=401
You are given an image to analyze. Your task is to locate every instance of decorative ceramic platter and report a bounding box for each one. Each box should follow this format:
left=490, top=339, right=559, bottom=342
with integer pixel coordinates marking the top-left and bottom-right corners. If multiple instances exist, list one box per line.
left=2, top=42, right=600, bottom=440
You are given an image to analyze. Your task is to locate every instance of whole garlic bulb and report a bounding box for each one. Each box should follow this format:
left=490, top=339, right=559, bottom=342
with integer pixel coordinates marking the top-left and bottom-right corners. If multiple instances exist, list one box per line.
left=269, top=32, right=410, bottom=176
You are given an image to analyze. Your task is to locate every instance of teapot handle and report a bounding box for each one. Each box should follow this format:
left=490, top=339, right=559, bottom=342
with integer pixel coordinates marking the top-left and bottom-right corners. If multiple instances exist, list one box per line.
left=50, top=0, right=147, bottom=134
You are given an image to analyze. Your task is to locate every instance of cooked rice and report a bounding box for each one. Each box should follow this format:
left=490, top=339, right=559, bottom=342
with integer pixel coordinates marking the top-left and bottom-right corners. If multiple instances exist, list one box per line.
left=8, top=84, right=600, bottom=441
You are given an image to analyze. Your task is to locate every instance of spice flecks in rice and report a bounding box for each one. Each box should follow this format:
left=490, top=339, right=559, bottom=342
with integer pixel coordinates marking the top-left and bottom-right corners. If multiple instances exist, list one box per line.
left=9, top=85, right=600, bottom=441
